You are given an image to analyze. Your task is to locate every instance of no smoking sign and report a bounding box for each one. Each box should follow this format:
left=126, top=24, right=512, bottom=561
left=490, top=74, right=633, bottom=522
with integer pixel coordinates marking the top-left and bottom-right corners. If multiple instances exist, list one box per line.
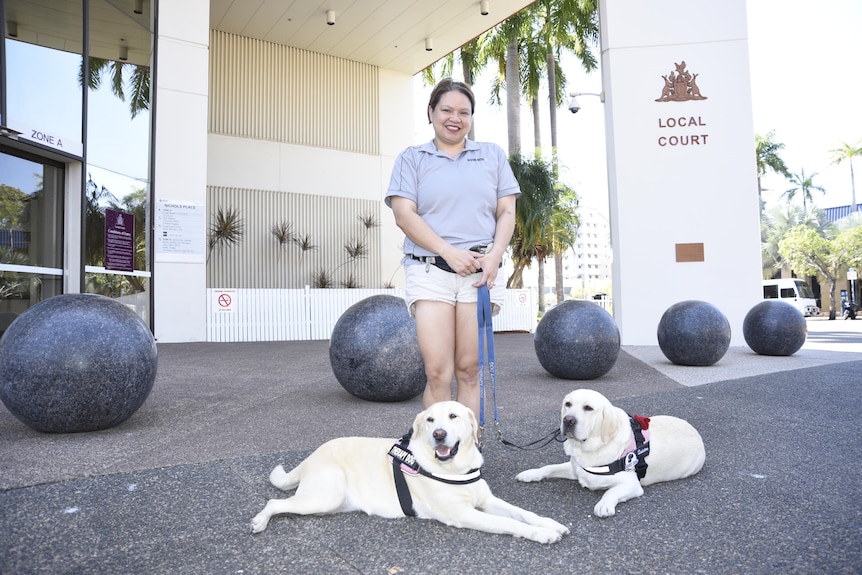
left=214, top=290, right=237, bottom=313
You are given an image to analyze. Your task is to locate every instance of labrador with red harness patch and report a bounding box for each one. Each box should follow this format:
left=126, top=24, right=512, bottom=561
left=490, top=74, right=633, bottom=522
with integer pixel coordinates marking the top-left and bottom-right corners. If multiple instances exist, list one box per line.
left=251, top=401, right=569, bottom=543
left=516, top=389, right=705, bottom=517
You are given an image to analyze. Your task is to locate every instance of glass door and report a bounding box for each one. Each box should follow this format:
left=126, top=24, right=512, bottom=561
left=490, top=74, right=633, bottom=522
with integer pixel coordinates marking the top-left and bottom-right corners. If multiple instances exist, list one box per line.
left=0, top=145, right=64, bottom=335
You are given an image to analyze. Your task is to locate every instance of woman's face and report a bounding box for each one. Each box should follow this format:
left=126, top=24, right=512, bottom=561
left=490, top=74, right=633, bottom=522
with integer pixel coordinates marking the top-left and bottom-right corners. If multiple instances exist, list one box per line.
left=428, top=90, right=473, bottom=148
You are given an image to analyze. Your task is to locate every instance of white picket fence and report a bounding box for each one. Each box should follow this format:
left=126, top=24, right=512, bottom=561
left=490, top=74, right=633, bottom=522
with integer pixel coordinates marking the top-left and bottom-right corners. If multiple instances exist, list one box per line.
left=206, top=287, right=537, bottom=342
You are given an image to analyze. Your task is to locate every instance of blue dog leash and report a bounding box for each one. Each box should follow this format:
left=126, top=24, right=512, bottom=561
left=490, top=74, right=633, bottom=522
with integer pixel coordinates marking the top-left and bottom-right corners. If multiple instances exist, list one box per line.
left=477, top=284, right=500, bottom=443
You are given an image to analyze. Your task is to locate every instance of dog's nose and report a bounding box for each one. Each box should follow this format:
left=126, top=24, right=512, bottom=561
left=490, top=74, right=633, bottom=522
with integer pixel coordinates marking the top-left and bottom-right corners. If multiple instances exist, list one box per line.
left=562, top=415, right=576, bottom=433
left=433, top=428, right=447, bottom=442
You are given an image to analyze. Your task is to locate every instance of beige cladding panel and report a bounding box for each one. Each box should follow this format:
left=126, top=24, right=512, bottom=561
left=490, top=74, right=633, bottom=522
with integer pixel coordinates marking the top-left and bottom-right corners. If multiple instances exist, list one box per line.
left=209, top=30, right=379, bottom=155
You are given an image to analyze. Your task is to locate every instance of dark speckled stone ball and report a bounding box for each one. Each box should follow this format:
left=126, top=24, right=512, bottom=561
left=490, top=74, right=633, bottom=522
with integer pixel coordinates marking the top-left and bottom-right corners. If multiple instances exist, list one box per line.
left=743, top=300, right=807, bottom=356
left=329, top=295, right=425, bottom=402
left=534, top=300, right=620, bottom=380
left=0, top=293, right=158, bottom=433
left=657, top=300, right=730, bottom=366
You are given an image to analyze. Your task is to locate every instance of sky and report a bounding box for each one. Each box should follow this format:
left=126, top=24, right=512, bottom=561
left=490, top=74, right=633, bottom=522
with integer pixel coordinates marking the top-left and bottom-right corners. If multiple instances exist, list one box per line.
left=413, top=0, right=862, bottom=215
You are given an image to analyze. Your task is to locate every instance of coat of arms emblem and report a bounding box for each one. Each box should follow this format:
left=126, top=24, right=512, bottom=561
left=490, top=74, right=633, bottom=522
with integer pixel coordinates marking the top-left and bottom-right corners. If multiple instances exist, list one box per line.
left=655, top=61, right=707, bottom=102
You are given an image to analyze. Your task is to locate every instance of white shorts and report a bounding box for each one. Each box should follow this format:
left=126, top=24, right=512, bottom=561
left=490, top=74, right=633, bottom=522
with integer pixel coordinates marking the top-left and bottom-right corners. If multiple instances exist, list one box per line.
left=404, top=262, right=506, bottom=317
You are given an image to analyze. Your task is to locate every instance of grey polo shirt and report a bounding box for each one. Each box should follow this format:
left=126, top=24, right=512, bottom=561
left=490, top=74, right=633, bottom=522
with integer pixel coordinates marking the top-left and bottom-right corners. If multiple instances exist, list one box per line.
left=385, top=139, right=520, bottom=257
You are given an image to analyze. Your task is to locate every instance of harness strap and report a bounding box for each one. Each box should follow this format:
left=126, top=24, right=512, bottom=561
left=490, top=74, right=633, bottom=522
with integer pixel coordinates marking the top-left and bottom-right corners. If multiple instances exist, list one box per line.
left=389, top=431, right=483, bottom=517
left=582, top=415, right=651, bottom=479
left=477, top=284, right=499, bottom=439
left=391, top=432, right=416, bottom=516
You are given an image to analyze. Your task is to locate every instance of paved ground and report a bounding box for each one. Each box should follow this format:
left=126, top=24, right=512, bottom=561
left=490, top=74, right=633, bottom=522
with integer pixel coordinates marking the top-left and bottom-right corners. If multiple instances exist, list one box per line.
left=1, top=317, right=860, bottom=574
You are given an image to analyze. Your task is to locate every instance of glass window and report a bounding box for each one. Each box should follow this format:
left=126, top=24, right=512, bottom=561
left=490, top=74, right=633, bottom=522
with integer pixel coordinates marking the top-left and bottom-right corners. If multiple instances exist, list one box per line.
left=795, top=280, right=815, bottom=299
left=0, top=146, right=64, bottom=319
left=3, top=0, right=84, bottom=155
left=83, top=0, right=153, bottom=326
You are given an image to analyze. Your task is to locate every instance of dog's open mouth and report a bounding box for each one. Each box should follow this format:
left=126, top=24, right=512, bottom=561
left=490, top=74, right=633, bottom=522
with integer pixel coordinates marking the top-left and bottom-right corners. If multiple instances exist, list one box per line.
left=435, top=441, right=460, bottom=461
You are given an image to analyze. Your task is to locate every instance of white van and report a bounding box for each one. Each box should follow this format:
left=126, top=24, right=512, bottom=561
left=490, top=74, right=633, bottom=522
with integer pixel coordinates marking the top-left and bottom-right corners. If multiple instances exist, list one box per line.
left=762, top=279, right=820, bottom=316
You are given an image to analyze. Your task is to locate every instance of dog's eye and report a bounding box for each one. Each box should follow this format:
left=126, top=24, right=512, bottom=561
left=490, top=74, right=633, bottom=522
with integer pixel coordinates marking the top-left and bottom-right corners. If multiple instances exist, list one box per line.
left=426, top=416, right=434, bottom=423
left=564, top=401, right=571, bottom=408
left=449, top=413, right=457, bottom=420
left=583, top=405, right=594, bottom=412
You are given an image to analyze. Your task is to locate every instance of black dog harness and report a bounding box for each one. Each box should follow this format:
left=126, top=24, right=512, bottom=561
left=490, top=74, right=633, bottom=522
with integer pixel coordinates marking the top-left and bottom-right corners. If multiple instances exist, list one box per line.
left=581, top=415, right=651, bottom=480
left=388, top=431, right=482, bottom=517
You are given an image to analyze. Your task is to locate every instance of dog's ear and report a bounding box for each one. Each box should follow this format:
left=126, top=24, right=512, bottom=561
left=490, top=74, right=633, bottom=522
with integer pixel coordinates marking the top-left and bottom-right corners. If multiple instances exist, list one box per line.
left=411, top=408, right=427, bottom=438
left=600, top=402, right=622, bottom=444
left=466, top=407, right=480, bottom=447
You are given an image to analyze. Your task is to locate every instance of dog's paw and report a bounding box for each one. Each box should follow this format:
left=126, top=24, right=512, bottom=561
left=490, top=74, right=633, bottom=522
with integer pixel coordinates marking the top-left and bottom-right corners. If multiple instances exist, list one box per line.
left=515, top=468, right=544, bottom=483
left=250, top=513, right=269, bottom=534
left=526, top=526, right=565, bottom=544
left=533, top=515, right=569, bottom=535
left=593, top=499, right=617, bottom=518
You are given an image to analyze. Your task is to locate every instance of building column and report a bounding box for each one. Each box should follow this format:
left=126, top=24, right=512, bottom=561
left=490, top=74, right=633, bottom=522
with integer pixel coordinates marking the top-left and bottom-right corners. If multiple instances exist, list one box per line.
left=152, top=0, right=210, bottom=342
left=600, top=0, right=762, bottom=345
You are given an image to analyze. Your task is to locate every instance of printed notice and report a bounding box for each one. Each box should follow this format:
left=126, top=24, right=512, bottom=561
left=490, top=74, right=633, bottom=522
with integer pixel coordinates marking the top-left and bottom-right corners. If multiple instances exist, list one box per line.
left=105, top=209, right=135, bottom=272
left=155, top=199, right=206, bottom=263
left=213, top=289, right=236, bottom=313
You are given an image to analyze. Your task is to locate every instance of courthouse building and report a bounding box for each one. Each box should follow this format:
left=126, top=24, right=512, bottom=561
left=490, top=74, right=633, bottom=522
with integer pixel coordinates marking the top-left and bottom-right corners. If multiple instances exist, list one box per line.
left=1, top=1, right=763, bottom=345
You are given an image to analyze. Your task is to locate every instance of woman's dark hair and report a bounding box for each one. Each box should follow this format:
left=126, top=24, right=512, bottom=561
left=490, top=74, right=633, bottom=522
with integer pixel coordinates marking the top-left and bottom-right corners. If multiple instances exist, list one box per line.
left=427, top=78, right=475, bottom=123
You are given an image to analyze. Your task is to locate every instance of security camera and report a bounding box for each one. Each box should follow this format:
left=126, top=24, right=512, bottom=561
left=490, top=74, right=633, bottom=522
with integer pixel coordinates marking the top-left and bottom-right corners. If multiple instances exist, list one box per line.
left=326, top=10, right=335, bottom=25
left=568, top=97, right=580, bottom=114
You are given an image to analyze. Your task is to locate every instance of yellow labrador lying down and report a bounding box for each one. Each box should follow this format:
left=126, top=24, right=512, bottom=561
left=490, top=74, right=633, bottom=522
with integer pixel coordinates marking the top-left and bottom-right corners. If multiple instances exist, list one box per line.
left=517, top=389, right=705, bottom=518
left=251, top=401, right=569, bottom=544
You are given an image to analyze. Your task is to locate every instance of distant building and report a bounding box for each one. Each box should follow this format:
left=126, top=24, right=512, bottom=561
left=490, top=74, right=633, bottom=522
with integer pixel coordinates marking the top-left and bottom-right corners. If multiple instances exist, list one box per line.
left=824, top=204, right=861, bottom=222
left=529, top=207, right=612, bottom=302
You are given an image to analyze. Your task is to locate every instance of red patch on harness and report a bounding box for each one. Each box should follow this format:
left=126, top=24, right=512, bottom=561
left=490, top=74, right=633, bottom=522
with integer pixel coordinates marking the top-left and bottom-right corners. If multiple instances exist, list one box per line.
left=633, top=414, right=650, bottom=430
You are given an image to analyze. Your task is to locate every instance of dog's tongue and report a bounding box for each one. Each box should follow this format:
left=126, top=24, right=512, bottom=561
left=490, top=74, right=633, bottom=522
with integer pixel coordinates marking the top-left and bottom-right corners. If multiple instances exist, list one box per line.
left=436, top=445, right=453, bottom=459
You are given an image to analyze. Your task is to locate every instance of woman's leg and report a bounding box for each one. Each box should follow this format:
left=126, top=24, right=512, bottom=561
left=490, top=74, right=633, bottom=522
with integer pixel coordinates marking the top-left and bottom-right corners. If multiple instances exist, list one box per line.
left=453, top=301, right=481, bottom=420
left=413, top=300, right=457, bottom=408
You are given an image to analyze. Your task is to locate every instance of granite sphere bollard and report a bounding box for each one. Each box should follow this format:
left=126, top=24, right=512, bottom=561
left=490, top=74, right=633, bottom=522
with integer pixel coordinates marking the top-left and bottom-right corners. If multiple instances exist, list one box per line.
left=743, top=300, right=807, bottom=356
left=657, top=300, right=731, bottom=366
left=0, top=293, right=158, bottom=433
left=534, top=300, right=620, bottom=380
left=329, top=295, right=425, bottom=402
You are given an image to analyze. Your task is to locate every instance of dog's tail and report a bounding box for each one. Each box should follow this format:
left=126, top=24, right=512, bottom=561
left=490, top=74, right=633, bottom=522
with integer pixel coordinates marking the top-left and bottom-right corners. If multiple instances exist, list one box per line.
left=269, top=465, right=301, bottom=491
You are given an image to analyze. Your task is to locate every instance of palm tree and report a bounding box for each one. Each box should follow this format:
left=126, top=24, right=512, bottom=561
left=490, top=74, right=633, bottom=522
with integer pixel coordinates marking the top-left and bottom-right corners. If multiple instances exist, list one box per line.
left=529, top=0, right=598, bottom=170
left=527, top=0, right=597, bottom=300
left=507, top=155, right=558, bottom=289
left=482, top=14, right=532, bottom=157
left=547, top=185, right=580, bottom=304
left=761, top=203, right=831, bottom=278
left=782, top=168, right=825, bottom=210
left=755, top=131, right=790, bottom=207
left=829, top=139, right=862, bottom=212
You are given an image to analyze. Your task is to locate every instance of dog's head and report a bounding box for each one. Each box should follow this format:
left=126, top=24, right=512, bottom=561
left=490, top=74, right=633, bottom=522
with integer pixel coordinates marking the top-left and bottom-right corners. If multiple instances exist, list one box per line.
left=411, top=401, right=482, bottom=472
left=560, top=389, right=623, bottom=446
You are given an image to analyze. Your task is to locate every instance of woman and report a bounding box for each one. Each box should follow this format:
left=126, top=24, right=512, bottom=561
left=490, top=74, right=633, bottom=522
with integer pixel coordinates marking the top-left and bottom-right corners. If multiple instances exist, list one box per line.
left=385, top=78, right=520, bottom=420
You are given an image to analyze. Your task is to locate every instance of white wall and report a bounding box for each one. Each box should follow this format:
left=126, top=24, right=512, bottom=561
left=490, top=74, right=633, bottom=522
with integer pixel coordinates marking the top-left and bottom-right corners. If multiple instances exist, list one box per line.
left=152, top=0, right=210, bottom=342
left=601, top=0, right=762, bottom=346
left=378, top=70, right=416, bottom=288
left=207, top=136, right=382, bottom=201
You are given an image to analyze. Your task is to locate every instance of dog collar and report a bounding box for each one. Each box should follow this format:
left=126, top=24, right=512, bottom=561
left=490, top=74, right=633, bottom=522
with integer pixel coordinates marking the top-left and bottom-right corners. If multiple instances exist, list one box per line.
left=389, top=432, right=482, bottom=517
left=582, top=415, right=651, bottom=479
